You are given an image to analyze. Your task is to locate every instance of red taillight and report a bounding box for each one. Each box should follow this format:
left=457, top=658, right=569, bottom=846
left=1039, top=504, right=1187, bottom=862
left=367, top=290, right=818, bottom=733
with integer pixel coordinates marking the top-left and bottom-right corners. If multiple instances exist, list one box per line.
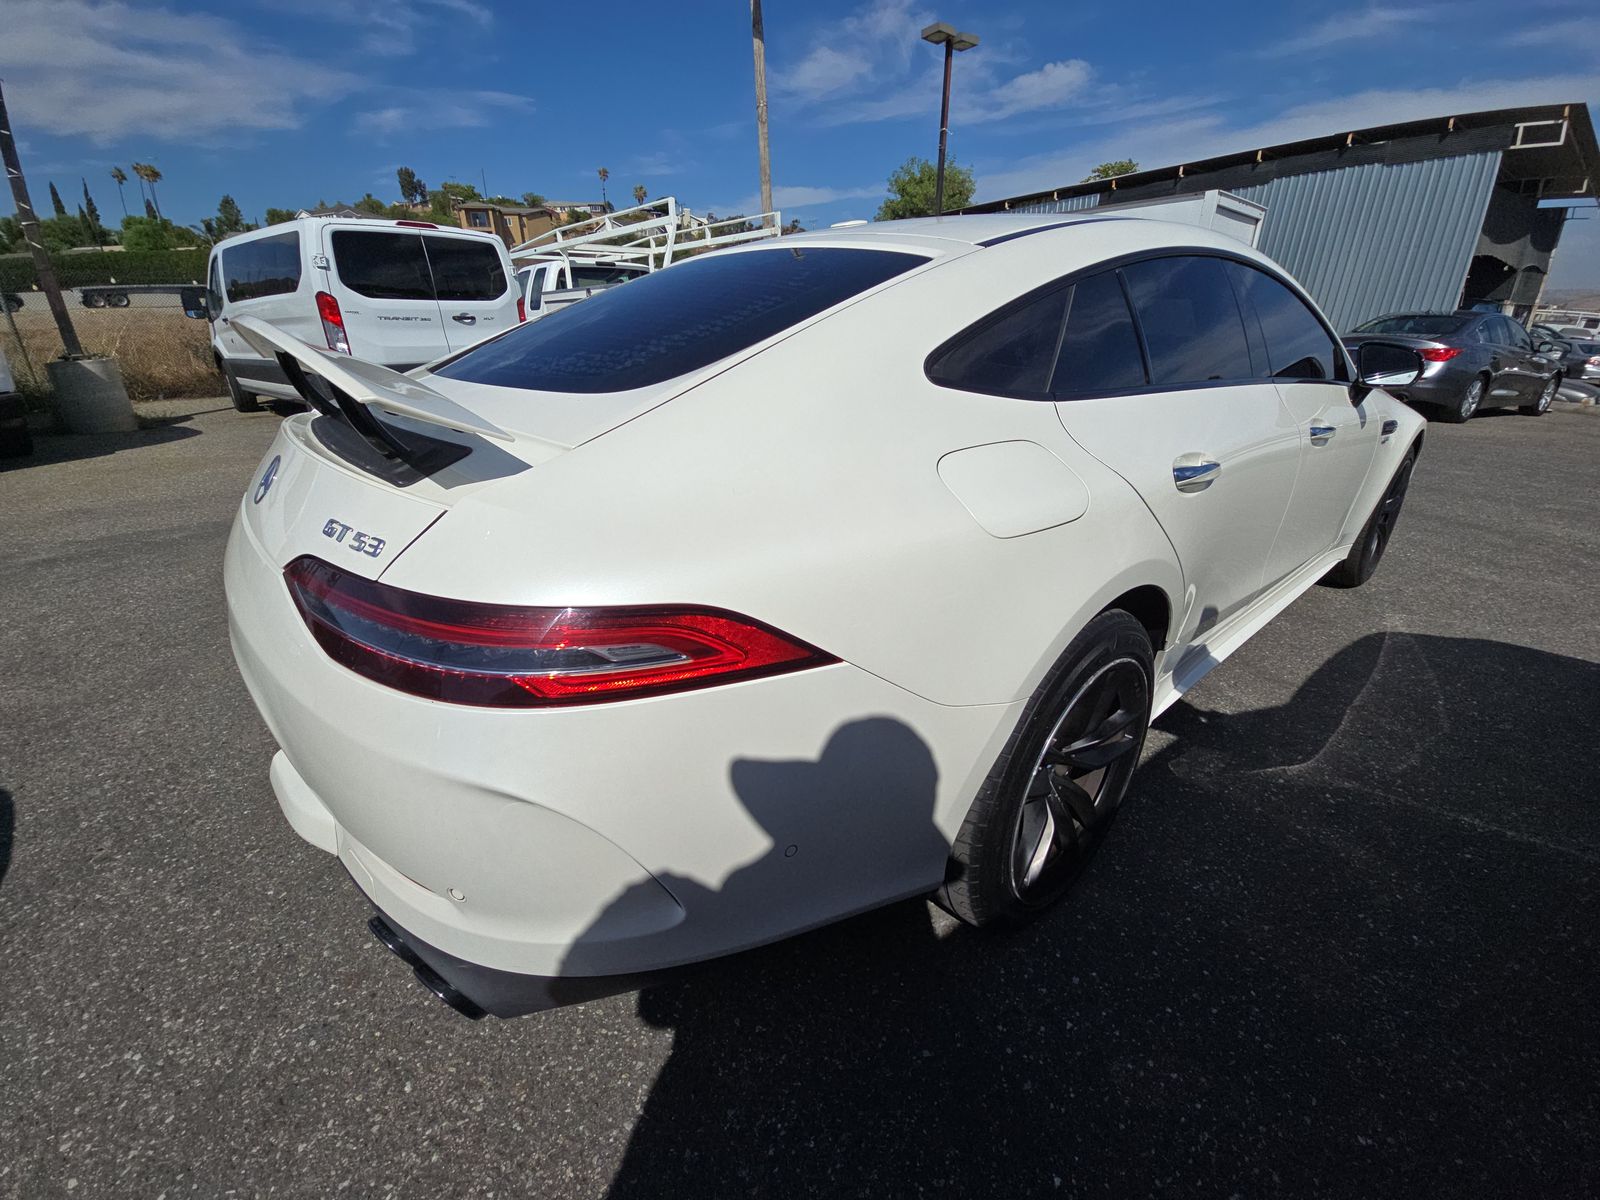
left=1588, top=356, right=1600, bottom=367
left=283, top=556, right=837, bottom=707
left=315, top=290, right=349, bottom=355
left=1419, top=346, right=1463, bottom=362
left=516, top=294, right=527, bottom=323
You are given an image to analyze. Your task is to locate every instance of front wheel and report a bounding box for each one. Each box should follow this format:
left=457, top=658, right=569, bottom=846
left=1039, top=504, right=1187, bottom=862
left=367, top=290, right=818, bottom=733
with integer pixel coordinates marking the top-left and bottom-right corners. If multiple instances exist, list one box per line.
left=1322, top=446, right=1417, bottom=589
left=1520, top=374, right=1559, bottom=415
left=222, top=362, right=263, bottom=414
left=939, top=610, right=1153, bottom=927
left=1439, top=375, right=1485, bottom=423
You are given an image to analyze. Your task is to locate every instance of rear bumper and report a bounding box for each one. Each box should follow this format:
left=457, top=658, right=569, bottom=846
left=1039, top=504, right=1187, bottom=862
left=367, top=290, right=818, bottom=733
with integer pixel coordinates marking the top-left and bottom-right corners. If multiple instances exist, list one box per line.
left=226, top=496, right=1018, bottom=997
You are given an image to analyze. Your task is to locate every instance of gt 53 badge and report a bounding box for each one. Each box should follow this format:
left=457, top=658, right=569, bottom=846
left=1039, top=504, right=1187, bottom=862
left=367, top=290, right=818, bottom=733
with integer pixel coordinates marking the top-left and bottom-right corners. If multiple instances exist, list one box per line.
left=322, top=518, right=386, bottom=558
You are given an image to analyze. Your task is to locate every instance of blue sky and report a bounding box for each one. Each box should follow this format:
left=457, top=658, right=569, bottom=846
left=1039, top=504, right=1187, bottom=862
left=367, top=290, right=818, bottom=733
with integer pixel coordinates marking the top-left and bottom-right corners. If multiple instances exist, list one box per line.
left=2, top=0, right=1598, bottom=288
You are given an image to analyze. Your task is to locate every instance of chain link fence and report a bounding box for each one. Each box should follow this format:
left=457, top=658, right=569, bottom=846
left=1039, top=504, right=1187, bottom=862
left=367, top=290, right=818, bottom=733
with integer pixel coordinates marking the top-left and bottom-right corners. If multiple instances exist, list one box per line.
left=0, top=288, right=221, bottom=411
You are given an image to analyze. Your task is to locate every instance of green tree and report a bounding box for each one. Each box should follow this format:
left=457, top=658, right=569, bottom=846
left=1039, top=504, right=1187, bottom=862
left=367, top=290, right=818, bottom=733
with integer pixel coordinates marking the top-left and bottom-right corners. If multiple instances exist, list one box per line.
left=37, top=214, right=94, bottom=252
left=354, top=192, right=388, bottom=215
left=120, top=214, right=177, bottom=253
left=520, top=191, right=546, bottom=208
left=143, top=197, right=158, bottom=220
left=396, top=166, right=425, bottom=206
left=875, top=156, right=975, bottom=220
left=81, top=179, right=107, bottom=245
left=1082, top=159, right=1138, bottom=182
left=427, top=181, right=480, bottom=224
left=49, top=181, right=67, bottom=217
left=131, top=162, right=164, bottom=218
left=632, top=184, right=647, bottom=206
left=196, top=194, right=254, bottom=242
left=109, top=166, right=129, bottom=218
left=781, top=216, right=805, bottom=235
left=0, top=216, right=17, bottom=254
left=597, top=166, right=609, bottom=206
left=264, top=207, right=298, bottom=225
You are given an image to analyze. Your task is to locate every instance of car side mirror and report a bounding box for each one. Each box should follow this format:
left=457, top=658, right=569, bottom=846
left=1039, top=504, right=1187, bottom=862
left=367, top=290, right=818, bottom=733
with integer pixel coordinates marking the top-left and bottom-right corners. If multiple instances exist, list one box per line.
left=1537, top=341, right=1562, bottom=354
left=1354, top=340, right=1423, bottom=391
left=180, top=286, right=209, bottom=320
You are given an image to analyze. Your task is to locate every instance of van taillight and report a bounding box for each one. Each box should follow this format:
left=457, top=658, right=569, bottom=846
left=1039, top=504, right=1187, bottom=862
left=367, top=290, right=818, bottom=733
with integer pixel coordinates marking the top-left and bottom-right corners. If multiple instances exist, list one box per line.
left=517, top=295, right=527, bottom=323
left=315, top=291, right=350, bottom=355
left=283, top=556, right=838, bottom=707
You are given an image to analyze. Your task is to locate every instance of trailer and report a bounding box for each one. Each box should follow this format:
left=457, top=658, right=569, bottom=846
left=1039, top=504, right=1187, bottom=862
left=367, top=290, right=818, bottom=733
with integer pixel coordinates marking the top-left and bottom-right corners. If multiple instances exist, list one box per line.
left=78, top=283, right=207, bottom=311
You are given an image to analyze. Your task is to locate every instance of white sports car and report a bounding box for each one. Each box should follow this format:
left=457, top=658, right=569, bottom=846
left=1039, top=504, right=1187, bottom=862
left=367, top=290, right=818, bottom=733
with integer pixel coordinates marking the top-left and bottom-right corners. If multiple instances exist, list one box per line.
left=224, top=214, right=1426, bottom=1018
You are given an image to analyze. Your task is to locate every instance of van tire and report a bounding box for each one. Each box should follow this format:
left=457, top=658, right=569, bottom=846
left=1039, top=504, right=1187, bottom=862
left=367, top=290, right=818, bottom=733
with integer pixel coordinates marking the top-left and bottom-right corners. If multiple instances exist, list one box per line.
left=222, top=364, right=263, bottom=413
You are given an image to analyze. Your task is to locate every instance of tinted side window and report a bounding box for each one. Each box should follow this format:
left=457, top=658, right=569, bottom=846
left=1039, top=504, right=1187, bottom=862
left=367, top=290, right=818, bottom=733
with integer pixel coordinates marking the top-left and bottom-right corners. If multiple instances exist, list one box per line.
left=926, top=288, right=1067, bottom=397
left=434, top=247, right=923, bottom=394
left=571, top=265, right=642, bottom=288
left=424, top=236, right=507, bottom=302
left=1050, top=271, right=1146, bottom=395
left=331, top=230, right=433, bottom=301
left=1122, top=256, right=1253, bottom=386
left=1226, top=262, right=1341, bottom=382
left=221, top=231, right=301, bottom=303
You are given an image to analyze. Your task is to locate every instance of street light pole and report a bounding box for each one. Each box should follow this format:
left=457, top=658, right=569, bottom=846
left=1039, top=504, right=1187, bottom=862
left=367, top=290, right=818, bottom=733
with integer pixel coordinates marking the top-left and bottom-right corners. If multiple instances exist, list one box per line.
left=920, top=23, right=979, bottom=216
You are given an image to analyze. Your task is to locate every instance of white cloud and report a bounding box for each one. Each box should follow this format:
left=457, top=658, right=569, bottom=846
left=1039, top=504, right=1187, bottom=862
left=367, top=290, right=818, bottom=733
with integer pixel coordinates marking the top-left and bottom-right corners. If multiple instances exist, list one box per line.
left=772, top=0, right=929, bottom=104
left=973, top=72, right=1600, bottom=202
left=1508, top=16, right=1591, bottom=47
left=621, top=151, right=694, bottom=177
left=353, top=91, right=536, bottom=138
left=273, top=0, right=492, bottom=56
left=1263, top=5, right=1429, bottom=57
left=0, top=1, right=358, bottom=143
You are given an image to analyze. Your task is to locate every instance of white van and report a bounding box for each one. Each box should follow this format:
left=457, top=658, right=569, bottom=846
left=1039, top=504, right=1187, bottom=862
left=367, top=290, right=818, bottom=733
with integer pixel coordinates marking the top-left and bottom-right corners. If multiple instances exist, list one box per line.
left=202, top=217, right=522, bottom=412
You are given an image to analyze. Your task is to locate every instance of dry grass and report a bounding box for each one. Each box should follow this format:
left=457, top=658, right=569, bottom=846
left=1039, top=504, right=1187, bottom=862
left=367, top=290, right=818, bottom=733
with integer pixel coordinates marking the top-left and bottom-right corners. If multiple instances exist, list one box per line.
left=1, top=305, right=220, bottom=406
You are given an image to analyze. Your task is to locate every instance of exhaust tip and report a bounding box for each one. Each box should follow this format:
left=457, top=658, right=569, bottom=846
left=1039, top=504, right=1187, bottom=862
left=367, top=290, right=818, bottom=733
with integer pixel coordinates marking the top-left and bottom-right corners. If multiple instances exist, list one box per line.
left=367, top=916, right=487, bottom=1021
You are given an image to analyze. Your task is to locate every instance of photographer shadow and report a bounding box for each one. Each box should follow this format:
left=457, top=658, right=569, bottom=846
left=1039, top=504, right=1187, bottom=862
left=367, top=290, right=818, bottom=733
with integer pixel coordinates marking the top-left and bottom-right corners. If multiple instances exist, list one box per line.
left=596, top=635, right=1600, bottom=1197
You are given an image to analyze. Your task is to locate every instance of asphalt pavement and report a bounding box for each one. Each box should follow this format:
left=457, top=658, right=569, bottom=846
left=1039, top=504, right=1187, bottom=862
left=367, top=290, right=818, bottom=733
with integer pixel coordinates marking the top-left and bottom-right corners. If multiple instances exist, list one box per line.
left=2, top=400, right=1597, bottom=1198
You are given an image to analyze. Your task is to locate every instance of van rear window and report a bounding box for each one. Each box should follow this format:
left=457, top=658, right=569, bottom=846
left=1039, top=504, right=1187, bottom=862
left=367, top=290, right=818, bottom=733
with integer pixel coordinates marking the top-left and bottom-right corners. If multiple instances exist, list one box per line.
left=222, top=231, right=301, bottom=303
left=432, top=247, right=923, bottom=393
left=331, top=230, right=433, bottom=301
left=426, top=235, right=507, bottom=301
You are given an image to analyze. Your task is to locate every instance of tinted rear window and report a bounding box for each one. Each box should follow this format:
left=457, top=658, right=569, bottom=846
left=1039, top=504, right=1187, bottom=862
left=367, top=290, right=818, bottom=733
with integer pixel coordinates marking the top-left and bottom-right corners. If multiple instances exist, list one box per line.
left=222, top=231, right=301, bottom=303
left=425, top=235, right=507, bottom=301
left=925, top=287, right=1068, bottom=397
left=1122, top=256, right=1254, bottom=386
left=331, top=230, right=432, bottom=301
left=1050, top=271, right=1145, bottom=395
left=1353, top=315, right=1468, bottom=337
left=434, top=247, right=922, bottom=393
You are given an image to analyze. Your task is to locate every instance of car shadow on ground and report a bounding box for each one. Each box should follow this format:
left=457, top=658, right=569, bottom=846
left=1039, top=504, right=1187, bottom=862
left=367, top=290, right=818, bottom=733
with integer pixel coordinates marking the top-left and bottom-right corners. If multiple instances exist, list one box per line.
left=597, top=633, right=1600, bottom=1198
left=0, top=417, right=205, bottom=472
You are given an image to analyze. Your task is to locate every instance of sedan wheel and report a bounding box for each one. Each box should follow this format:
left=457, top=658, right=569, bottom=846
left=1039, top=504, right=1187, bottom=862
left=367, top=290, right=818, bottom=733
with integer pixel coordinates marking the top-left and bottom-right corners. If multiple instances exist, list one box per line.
left=1441, top=376, right=1484, bottom=423
left=1520, top=375, right=1558, bottom=416
left=939, top=610, right=1153, bottom=926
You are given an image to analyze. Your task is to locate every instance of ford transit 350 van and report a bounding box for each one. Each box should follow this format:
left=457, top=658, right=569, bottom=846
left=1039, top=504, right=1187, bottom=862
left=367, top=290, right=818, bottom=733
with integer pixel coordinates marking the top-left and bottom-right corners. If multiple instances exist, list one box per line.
left=202, top=217, right=521, bottom=412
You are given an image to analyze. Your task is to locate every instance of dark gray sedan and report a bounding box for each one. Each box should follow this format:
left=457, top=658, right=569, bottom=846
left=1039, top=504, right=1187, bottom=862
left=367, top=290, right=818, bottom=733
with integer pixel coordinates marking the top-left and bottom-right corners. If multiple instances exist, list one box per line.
left=1343, top=311, right=1563, bottom=422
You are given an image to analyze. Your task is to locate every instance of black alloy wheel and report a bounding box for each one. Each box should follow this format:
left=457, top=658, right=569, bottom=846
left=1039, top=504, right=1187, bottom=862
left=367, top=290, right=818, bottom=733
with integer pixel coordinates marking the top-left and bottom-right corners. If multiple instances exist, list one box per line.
left=1322, top=447, right=1417, bottom=588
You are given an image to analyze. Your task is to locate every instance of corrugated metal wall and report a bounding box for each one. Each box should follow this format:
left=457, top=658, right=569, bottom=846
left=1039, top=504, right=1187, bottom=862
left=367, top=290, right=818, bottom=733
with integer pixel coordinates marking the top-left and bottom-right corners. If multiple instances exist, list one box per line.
left=1011, top=152, right=1502, bottom=330
left=1230, top=152, right=1502, bottom=329
left=1010, top=192, right=1102, bottom=215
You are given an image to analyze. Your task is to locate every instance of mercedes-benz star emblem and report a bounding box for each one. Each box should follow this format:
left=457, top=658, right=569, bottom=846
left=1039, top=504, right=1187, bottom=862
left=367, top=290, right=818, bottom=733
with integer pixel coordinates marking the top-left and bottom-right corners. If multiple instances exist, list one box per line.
left=254, top=455, right=281, bottom=505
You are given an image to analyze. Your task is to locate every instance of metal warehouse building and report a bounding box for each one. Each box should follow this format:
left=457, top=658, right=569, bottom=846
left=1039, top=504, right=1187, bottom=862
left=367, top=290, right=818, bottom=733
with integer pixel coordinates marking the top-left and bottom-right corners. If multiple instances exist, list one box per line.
left=964, top=102, right=1599, bottom=330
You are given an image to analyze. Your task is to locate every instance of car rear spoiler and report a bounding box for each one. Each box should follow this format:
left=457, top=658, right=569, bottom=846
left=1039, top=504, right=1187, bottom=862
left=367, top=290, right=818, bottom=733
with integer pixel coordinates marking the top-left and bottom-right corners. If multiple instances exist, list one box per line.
left=230, top=316, right=512, bottom=446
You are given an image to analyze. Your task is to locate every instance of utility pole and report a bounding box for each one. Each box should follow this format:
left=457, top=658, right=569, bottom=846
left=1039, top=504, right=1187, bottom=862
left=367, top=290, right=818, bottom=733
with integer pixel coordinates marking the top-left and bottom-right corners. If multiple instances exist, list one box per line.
left=0, top=79, right=83, bottom=357
left=751, top=0, right=774, bottom=225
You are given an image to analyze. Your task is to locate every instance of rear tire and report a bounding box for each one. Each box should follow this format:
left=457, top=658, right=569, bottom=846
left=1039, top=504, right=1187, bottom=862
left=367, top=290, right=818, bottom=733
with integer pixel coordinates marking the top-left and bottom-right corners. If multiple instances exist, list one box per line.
left=1322, top=445, right=1417, bottom=588
left=1520, top=374, right=1559, bottom=415
left=222, top=362, right=263, bottom=413
left=106, top=291, right=130, bottom=308
left=1438, top=374, right=1485, bottom=423
left=938, top=610, right=1153, bottom=927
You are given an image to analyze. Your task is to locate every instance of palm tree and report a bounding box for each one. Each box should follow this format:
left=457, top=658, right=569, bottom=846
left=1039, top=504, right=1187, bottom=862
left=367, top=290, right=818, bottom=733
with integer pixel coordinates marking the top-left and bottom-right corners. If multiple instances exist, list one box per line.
left=109, top=166, right=129, bottom=218
left=131, top=162, right=163, bottom=219
left=597, top=167, right=609, bottom=208
left=632, top=184, right=647, bottom=206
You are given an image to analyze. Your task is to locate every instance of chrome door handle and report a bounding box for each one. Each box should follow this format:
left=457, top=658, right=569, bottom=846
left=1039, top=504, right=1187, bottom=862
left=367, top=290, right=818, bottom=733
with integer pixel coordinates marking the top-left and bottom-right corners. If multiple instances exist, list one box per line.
left=1172, top=455, right=1221, bottom=493
left=452, top=313, right=477, bottom=324
left=1309, top=423, right=1337, bottom=443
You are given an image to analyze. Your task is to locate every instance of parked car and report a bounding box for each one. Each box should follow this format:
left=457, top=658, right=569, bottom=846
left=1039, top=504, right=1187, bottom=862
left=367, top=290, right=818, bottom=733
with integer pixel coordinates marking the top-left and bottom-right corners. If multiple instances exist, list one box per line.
left=196, top=217, right=522, bottom=413
left=515, top=257, right=648, bottom=321
left=1555, top=337, right=1600, bottom=383
left=1344, top=310, right=1562, bottom=421
left=0, top=339, right=31, bottom=459
left=1530, top=326, right=1600, bottom=382
left=224, top=215, right=1425, bottom=1018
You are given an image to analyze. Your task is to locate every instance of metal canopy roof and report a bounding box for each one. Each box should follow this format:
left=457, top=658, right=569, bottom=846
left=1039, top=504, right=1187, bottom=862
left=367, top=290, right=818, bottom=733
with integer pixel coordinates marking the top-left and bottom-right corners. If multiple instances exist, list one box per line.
left=966, top=102, right=1599, bottom=213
